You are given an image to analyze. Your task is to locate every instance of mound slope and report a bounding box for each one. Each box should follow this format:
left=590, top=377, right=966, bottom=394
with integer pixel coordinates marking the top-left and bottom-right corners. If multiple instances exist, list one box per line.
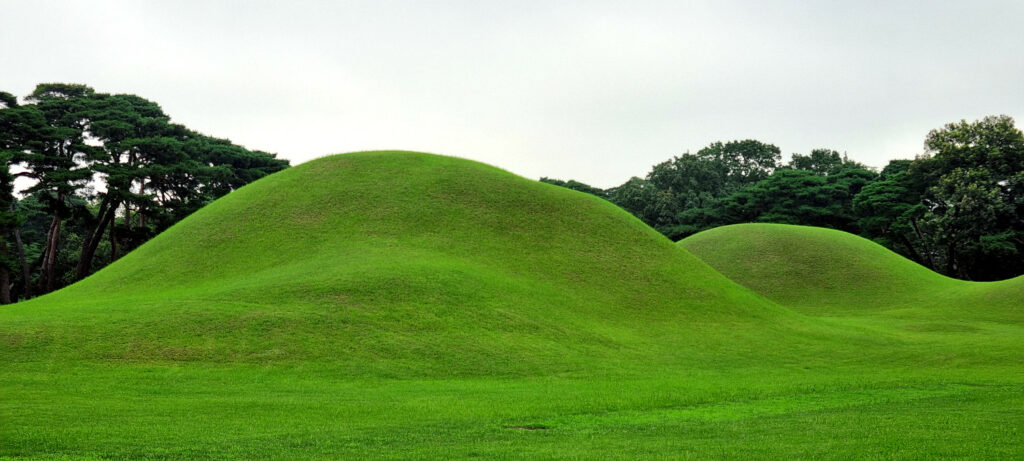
left=680, top=223, right=1023, bottom=320
left=1, top=151, right=789, bottom=374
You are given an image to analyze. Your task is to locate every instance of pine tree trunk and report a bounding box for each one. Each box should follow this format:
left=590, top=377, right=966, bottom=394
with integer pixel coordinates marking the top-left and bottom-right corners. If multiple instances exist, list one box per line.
left=14, top=228, right=30, bottom=299
left=897, top=233, right=925, bottom=266
left=946, top=244, right=957, bottom=279
left=37, top=215, right=57, bottom=293
left=0, top=239, right=11, bottom=304
left=909, top=218, right=936, bottom=269
left=43, top=215, right=61, bottom=293
left=110, top=212, right=118, bottom=262
left=76, top=198, right=118, bottom=281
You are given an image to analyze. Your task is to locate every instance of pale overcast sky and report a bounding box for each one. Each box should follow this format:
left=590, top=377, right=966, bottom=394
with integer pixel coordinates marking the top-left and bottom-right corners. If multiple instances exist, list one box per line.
left=2, top=0, right=1022, bottom=187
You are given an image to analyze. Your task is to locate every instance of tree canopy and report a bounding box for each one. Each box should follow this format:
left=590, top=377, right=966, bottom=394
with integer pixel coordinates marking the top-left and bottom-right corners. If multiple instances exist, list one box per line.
left=0, top=83, right=289, bottom=301
left=543, top=115, right=1024, bottom=280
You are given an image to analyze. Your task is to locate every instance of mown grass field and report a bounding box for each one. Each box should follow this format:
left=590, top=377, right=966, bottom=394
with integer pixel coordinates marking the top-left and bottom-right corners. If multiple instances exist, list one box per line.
left=2, top=152, right=1022, bottom=459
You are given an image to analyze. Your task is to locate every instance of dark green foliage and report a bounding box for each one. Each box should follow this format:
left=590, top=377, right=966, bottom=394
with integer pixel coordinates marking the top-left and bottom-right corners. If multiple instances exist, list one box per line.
left=606, top=176, right=659, bottom=224
left=0, top=152, right=16, bottom=302
left=916, top=115, right=1024, bottom=280
left=854, top=116, right=1024, bottom=280
left=722, top=170, right=831, bottom=225
left=547, top=118, right=1022, bottom=280
left=695, top=139, right=782, bottom=186
left=705, top=166, right=876, bottom=233
left=644, top=153, right=728, bottom=231
left=663, top=154, right=876, bottom=240
left=926, top=167, right=1019, bottom=279
left=853, top=171, right=931, bottom=266
left=604, top=140, right=783, bottom=238
left=539, top=177, right=609, bottom=199
left=786, top=148, right=866, bottom=175
left=540, top=140, right=785, bottom=238
left=0, top=84, right=290, bottom=300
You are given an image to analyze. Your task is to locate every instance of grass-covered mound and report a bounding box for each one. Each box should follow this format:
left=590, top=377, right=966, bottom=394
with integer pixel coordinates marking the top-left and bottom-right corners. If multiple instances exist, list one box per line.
left=2, top=153, right=1022, bottom=459
left=2, top=151, right=791, bottom=375
left=680, top=223, right=1023, bottom=320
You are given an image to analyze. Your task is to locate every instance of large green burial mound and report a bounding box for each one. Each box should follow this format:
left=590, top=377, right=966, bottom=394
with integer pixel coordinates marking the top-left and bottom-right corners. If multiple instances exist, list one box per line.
left=2, top=151, right=791, bottom=375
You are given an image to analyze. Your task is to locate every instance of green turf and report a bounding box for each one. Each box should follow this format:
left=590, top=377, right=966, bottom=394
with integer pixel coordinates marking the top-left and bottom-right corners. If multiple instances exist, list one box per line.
left=2, top=152, right=1022, bottom=459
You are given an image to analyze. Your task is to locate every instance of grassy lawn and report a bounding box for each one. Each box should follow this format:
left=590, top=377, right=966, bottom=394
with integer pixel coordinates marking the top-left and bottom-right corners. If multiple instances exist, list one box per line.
left=4, top=363, right=1021, bottom=459
left=4, top=362, right=1019, bottom=458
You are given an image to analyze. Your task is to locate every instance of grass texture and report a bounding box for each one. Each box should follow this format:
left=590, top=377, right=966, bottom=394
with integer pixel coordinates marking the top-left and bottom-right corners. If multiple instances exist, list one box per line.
left=1, top=152, right=1021, bottom=459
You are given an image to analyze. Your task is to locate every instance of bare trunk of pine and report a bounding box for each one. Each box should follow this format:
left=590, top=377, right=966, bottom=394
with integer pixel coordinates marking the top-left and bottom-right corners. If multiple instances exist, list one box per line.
left=37, top=215, right=56, bottom=293
left=0, top=239, right=10, bottom=304
left=14, top=228, right=30, bottom=299
left=946, top=244, right=957, bottom=279
left=76, top=198, right=119, bottom=281
left=909, top=218, right=936, bottom=269
left=43, top=215, right=61, bottom=293
left=110, top=206, right=118, bottom=262
left=897, top=233, right=926, bottom=267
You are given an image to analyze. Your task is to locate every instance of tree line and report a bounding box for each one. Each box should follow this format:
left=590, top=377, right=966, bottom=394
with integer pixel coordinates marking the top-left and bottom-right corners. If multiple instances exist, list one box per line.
left=543, top=115, right=1024, bottom=281
left=2, top=83, right=1017, bottom=301
left=0, top=83, right=289, bottom=303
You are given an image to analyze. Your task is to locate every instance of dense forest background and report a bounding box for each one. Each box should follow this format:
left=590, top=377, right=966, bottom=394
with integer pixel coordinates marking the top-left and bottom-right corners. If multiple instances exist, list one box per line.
left=0, top=84, right=289, bottom=303
left=2, top=83, right=1021, bottom=305
left=544, top=115, right=1024, bottom=282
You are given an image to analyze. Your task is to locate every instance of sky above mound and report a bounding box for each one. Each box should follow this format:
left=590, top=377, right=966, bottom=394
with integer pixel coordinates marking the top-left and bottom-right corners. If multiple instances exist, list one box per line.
left=2, top=0, right=1023, bottom=187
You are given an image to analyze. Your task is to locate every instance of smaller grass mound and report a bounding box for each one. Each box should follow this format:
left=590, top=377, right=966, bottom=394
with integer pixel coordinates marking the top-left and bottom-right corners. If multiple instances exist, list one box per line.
left=680, top=223, right=1022, bottom=320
